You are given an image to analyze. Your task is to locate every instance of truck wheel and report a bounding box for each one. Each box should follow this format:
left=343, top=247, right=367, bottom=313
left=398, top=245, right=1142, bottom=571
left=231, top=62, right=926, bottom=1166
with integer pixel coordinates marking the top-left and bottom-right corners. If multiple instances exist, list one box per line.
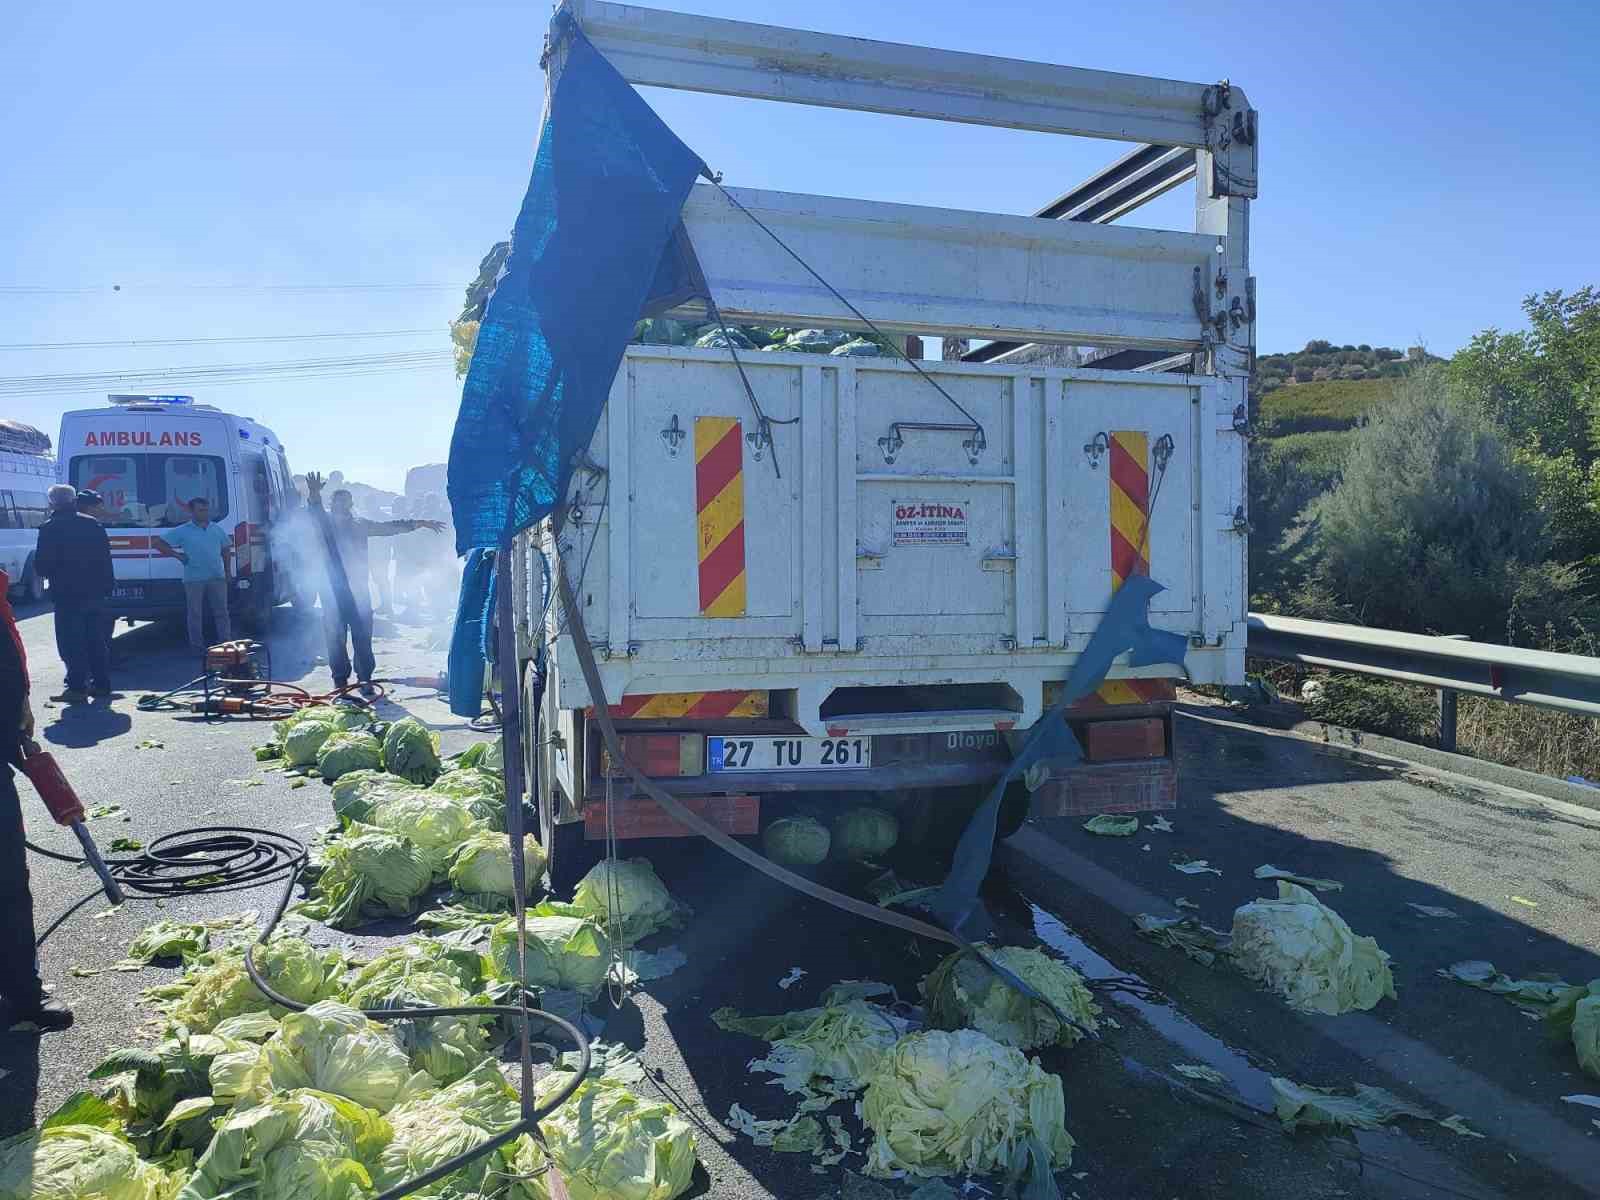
left=541, top=815, right=596, bottom=897
left=906, top=780, right=1031, bottom=855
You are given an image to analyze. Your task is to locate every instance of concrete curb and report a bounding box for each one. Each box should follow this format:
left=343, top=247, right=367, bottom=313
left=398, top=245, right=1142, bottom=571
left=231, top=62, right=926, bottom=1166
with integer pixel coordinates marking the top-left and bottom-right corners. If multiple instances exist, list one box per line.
left=1175, top=699, right=1600, bottom=816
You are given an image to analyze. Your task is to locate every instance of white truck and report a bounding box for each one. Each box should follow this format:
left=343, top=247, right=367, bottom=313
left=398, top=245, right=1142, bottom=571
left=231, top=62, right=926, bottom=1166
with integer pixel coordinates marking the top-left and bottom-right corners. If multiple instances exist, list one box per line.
left=514, top=2, right=1256, bottom=884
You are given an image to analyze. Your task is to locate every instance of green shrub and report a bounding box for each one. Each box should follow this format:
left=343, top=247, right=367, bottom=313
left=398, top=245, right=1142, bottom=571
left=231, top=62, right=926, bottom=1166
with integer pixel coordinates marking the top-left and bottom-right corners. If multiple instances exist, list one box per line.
left=1304, top=676, right=1437, bottom=742
left=1304, top=366, right=1561, bottom=639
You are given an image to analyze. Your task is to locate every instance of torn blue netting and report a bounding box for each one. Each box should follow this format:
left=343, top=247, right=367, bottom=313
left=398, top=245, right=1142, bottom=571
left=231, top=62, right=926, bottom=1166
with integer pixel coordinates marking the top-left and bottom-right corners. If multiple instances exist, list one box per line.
left=446, top=9, right=708, bottom=557
left=929, top=576, right=1189, bottom=938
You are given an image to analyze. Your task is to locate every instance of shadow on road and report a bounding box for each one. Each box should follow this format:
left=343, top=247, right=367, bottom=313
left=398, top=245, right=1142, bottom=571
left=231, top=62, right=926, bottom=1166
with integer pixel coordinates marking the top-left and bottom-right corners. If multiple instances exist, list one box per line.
left=1003, top=702, right=1600, bottom=1198
left=0, top=1031, right=39, bottom=1139
left=41, top=703, right=133, bottom=747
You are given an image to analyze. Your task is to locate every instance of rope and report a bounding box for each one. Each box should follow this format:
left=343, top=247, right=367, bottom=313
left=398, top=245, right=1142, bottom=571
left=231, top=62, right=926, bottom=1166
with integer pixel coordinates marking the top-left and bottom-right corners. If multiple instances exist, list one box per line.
left=709, top=180, right=986, bottom=449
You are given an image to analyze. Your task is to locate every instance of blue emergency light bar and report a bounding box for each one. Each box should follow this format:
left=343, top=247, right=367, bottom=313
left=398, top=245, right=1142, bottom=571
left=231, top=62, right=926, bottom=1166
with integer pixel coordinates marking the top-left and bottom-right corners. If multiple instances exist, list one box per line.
left=108, top=394, right=194, bottom=405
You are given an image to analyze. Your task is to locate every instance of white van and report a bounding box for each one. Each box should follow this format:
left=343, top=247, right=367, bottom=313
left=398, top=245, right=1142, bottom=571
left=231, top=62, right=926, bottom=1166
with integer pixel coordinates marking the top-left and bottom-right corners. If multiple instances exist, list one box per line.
left=0, top=445, right=56, bottom=602
left=57, top=395, right=304, bottom=625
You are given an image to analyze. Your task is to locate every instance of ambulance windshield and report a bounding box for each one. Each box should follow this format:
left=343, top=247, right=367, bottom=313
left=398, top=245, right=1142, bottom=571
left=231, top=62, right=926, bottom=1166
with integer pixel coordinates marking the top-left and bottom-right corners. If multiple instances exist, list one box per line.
left=68, top=453, right=229, bottom=527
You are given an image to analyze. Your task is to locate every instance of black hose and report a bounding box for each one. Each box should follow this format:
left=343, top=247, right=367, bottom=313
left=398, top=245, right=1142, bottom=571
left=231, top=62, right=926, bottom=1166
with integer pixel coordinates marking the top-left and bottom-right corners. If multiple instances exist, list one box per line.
left=29, top=824, right=591, bottom=1200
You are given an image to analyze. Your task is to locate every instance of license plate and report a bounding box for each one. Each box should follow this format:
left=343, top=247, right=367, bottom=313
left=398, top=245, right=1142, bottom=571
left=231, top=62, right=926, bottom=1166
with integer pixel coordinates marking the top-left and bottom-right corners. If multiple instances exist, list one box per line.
left=109, top=585, right=144, bottom=601
left=707, top=735, right=872, bottom=772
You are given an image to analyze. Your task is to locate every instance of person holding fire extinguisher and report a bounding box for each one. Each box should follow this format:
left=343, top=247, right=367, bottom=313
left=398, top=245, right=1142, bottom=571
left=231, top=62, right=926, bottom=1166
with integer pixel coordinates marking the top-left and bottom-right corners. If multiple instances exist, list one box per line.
left=0, top=567, right=73, bottom=1030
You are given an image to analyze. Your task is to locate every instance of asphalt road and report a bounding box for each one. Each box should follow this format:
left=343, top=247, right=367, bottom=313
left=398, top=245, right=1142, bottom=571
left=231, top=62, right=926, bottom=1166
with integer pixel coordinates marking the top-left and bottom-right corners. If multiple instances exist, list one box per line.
left=3, top=604, right=1595, bottom=1200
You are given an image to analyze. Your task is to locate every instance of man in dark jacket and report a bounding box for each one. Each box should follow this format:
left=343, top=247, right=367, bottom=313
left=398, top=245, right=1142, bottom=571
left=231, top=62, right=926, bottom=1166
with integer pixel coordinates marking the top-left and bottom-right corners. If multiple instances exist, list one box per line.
left=34, top=484, right=114, bottom=702
left=0, top=567, right=73, bottom=1029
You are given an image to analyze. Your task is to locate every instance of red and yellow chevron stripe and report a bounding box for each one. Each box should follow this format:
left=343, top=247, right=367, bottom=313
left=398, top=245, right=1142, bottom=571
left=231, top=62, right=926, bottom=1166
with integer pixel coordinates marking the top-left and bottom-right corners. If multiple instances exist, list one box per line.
left=1108, top=430, right=1150, bottom=591
left=695, top=416, right=746, bottom=617
left=1050, top=677, right=1176, bottom=710
left=1075, top=678, right=1176, bottom=708
left=601, top=690, right=769, bottom=719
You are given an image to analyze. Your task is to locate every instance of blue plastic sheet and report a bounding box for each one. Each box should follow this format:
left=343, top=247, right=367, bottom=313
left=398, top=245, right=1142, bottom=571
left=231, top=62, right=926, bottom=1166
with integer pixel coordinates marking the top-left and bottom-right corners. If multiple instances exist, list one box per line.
left=446, top=10, right=708, bottom=556
left=447, top=548, right=494, bottom=718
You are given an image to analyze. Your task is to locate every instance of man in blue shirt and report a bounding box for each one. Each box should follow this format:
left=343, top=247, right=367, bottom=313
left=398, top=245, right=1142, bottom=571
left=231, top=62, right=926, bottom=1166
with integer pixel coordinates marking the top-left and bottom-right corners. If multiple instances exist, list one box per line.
left=154, top=498, right=232, bottom=650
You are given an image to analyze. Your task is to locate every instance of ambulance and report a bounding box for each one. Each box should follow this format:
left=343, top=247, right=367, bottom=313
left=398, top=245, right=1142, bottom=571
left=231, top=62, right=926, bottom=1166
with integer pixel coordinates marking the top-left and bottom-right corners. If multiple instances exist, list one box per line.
left=57, top=395, right=306, bottom=625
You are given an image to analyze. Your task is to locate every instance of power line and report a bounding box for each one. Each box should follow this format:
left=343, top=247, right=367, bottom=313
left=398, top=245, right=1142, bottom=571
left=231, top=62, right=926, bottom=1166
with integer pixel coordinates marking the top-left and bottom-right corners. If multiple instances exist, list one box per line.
left=0, top=328, right=440, bottom=352
left=0, top=349, right=455, bottom=397
left=0, top=282, right=459, bottom=296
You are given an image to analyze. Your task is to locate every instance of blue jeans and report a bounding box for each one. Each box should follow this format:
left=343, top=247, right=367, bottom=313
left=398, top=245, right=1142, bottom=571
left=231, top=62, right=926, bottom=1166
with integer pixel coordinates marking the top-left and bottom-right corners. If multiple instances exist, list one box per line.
left=54, top=605, right=110, bottom=693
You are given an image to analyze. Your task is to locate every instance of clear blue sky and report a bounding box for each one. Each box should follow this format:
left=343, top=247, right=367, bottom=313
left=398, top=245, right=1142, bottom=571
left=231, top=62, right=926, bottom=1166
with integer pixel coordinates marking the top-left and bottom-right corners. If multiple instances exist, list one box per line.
left=5, top=0, right=1597, bottom=491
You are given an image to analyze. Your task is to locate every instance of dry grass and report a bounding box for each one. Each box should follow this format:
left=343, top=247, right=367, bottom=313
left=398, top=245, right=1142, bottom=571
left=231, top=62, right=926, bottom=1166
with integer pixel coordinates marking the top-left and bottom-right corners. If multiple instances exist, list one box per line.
left=1456, top=697, right=1600, bottom=782
left=1243, top=656, right=1600, bottom=782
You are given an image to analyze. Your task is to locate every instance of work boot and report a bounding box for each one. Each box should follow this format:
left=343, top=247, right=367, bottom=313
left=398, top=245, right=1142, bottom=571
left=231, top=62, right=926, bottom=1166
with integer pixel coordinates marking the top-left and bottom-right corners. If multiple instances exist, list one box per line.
left=358, top=682, right=378, bottom=700
left=8, top=994, right=74, bottom=1032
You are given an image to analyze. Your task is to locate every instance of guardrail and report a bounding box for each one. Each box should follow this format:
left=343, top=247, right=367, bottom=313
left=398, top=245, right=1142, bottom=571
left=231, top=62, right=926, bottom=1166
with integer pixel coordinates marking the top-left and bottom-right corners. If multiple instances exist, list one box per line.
left=1246, top=613, right=1600, bottom=750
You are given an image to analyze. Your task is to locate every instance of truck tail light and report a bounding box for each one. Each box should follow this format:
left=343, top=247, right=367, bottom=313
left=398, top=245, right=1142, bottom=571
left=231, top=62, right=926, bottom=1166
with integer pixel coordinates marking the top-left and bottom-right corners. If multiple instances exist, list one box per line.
left=600, top=734, right=704, bottom=778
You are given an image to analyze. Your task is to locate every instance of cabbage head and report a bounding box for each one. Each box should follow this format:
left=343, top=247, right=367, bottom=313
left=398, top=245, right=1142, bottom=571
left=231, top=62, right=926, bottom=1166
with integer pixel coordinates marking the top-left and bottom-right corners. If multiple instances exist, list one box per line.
left=430, top=772, right=506, bottom=831
left=762, top=817, right=829, bottom=866
left=451, top=742, right=501, bottom=772
left=252, top=1001, right=433, bottom=1113
left=447, top=832, right=544, bottom=906
left=1231, top=882, right=1396, bottom=1015
left=715, top=997, right=910, bottom=1097
left=0, top=1125, right=182, bottom=1200
left=329, top=771, right=416, bottom=824
left=342, top=944, right=491, bottom=1084
left=373, top=1062, right=521, bottom=1199
left=126, top=920, right=209, bottom=964
left=150, top=937, right=341, bottom=1033
left=832, top=808, right=898, bottom=861
left=363, top=794, right=481, bottom=878
left=431, top=768, right=503, bottom=804
left=274, top=705, right=367, bottom=748
left=383, top=718, right=441, bottom=785
left=297, top=829, right=434, bottom=930
left=1545, top=979, right=1600, bottom=1078
left=570, top=859, right=687, bottom=944
left=284, top=720, right=340, bottom=768
left=513, top=1074, right=696, bottom=1200
left=490, top=906, right=610, bottom=997
left=921, top=946, right=1100, bottom=1050
left=861, top=1029, right=1074, bottom=1188
left=317, top=732, right=384, bottom=782
left=179, top=1088, right=390, bottom=1200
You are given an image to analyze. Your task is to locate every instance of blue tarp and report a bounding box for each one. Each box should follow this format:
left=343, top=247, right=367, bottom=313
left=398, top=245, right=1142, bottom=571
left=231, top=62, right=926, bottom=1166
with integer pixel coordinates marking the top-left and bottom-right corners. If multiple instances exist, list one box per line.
left=447, top=10, right=708, bottom=556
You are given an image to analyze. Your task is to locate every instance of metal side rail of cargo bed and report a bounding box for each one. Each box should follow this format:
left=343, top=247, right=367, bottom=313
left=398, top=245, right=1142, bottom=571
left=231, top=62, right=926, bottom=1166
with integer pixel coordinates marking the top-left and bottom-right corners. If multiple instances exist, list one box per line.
left=520, top=2, right=1257, bottom=884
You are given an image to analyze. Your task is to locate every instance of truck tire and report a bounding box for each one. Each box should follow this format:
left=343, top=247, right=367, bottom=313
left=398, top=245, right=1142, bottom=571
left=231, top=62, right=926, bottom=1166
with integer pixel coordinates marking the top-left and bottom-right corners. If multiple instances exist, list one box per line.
left=904, top=780, right=1031, bottom=854
left=540, top=808, right=596, bottom=897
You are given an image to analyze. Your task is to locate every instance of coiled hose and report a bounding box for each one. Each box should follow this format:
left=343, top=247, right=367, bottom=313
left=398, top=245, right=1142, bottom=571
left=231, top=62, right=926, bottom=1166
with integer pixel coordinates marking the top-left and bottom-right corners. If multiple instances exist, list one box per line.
left=28, top=825, right=589, bottom=1200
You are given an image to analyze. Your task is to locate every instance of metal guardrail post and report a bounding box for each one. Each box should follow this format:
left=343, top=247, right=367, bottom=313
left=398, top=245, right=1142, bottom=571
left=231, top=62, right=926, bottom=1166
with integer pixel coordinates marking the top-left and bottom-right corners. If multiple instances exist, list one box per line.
left=1437, top=635, right=1467, bottom=752
left=1437, top=688, right=1458, bottom=752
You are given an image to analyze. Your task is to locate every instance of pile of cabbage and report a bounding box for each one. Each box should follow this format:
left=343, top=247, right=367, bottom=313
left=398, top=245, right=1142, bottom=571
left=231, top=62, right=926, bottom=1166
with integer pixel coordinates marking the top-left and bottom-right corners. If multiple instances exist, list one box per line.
left=716, top=971, right=1079, bottom=1197
left=295, top=741, right=519, bottom=930
left=259, top=705, right=372, bottom=769
left=15, top=906, right=701, bottom=1200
